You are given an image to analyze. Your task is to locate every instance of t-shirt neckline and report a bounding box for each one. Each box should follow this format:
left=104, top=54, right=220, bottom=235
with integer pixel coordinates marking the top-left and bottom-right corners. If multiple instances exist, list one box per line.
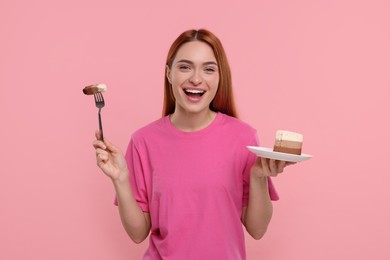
left=164, top=112, right=223, bottom=137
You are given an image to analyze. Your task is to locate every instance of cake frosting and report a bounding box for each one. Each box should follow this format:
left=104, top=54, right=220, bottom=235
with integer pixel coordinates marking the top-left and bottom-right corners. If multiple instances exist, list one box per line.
left=273, top=130, right=303, bottom=155
left=82, top=83, right=107, bottom=95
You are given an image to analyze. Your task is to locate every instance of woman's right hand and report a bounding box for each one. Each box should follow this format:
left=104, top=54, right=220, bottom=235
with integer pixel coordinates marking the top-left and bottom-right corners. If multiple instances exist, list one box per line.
left=92, top=130, right=129, bottom=181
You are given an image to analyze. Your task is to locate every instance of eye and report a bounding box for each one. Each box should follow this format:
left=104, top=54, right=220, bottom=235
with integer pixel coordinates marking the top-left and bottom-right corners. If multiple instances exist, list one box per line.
left=178, top=64, right=191, bottom=71
left=205, top=67, right=217, bottom=73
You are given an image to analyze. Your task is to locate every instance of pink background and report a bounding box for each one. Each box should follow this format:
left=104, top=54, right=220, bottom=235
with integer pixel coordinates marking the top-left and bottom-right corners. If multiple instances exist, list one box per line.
left=1, top=0, right=389, bottom=259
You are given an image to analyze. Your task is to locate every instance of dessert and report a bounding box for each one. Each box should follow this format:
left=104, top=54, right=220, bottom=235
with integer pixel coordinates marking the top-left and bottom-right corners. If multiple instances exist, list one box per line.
left=82, top=83, right=107, bottom=95
left=273, top=130, right=303, bottom=155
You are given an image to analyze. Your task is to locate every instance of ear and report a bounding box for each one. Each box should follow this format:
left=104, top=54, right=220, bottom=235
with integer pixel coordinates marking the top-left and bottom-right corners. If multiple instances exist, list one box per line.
left=166, top=65, right=172, bottom=84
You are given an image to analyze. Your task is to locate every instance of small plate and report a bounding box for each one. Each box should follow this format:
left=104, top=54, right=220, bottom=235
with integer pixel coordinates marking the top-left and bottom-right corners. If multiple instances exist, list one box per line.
left=247, top=146, right=312, bottom=162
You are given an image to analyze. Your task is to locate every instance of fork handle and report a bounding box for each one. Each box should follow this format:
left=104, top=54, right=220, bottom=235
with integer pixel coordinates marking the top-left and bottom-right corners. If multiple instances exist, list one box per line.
left=98, top=108, right=104, bottom=141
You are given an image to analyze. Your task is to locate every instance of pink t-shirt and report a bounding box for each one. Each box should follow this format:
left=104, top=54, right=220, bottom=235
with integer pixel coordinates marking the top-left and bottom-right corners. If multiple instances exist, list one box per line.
left=119, top=112, right=278, bottom=260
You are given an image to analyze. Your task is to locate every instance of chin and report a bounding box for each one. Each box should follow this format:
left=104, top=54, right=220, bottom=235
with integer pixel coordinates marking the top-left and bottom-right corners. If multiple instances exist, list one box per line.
left=178, top=103, right=210, bottom=114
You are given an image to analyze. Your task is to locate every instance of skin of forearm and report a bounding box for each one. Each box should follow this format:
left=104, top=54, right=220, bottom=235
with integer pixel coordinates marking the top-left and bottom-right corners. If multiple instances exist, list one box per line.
left=112, top=173, right=150, bottom=244
left=244, top=174, right=273, bottom=240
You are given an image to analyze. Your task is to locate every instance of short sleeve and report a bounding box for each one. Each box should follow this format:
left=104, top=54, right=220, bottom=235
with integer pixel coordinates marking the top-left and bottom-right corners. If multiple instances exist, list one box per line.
left=242, top=132, right=279, bottom=206
left=114, top=138, right=150, bottom=212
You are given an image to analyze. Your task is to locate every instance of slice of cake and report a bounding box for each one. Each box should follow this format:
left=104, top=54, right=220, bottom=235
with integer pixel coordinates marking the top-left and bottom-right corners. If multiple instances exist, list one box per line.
left=82, top=83, right=107, bottom=95
left=273, top=130, right=303, bottom=155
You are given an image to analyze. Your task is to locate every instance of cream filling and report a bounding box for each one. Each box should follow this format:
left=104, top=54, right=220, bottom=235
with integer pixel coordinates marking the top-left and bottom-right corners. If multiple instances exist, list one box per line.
left=96, top=83, right=107, bottom=92
left=275, top=130, right=303, bottom=142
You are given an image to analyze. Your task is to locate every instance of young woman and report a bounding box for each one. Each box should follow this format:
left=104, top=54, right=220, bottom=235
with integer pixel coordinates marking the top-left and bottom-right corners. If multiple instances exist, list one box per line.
left=93, top=29, right=294, bottom=260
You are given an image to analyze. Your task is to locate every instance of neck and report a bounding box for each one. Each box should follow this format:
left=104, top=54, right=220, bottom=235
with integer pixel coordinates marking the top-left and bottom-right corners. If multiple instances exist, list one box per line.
left=170, top=108, right=217, bottom=132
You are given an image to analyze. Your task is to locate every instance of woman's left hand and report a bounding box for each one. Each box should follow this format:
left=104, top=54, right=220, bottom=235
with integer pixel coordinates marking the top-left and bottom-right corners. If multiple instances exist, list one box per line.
left=250, top=157, right=296, bottom=178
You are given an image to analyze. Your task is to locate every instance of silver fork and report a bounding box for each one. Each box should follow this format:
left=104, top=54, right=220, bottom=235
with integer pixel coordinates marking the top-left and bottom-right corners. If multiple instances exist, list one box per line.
left=93, top=92, right=105, bottom=141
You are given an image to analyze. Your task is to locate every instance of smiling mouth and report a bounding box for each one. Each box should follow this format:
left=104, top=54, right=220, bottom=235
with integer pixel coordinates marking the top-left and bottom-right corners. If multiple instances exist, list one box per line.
left=184, top=89, right=205, bottom=97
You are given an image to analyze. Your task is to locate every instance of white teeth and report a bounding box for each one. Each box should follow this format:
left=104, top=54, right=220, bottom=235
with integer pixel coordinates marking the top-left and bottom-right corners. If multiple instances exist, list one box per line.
left=184, top=89, right=205, bottom=94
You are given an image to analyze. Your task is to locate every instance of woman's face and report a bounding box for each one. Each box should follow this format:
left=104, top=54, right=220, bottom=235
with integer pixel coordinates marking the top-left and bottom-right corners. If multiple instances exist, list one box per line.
left=167, top=41, right=219, bottom=115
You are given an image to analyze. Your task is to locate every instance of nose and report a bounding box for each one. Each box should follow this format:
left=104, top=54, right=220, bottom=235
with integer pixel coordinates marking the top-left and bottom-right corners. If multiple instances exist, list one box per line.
left=189, top=71, right=202, bottom=85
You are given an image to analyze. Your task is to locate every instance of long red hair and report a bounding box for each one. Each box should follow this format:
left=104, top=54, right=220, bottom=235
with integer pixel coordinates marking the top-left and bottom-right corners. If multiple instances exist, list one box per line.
left=162, top=29, right=238, bottom=118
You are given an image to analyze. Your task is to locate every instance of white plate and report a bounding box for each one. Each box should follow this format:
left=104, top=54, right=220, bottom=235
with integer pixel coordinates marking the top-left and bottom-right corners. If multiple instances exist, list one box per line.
left=247, top=146, right=312, bottom=162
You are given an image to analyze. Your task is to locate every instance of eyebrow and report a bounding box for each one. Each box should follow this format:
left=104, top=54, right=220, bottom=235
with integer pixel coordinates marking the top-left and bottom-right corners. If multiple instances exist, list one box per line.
left=176, top=59, right=218, bottom=66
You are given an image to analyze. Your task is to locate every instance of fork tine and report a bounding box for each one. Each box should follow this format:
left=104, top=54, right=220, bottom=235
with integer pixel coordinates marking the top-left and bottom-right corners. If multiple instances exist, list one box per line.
left=93, top=92, right=105, bottom=108
left=93, top=93, right=102, bottom=103
left=98, top=92, right=105, bottom=104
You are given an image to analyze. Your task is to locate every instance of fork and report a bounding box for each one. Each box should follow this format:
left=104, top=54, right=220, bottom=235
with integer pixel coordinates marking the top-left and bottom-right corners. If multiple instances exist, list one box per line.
left=93, top=92, right=105, bottom=141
